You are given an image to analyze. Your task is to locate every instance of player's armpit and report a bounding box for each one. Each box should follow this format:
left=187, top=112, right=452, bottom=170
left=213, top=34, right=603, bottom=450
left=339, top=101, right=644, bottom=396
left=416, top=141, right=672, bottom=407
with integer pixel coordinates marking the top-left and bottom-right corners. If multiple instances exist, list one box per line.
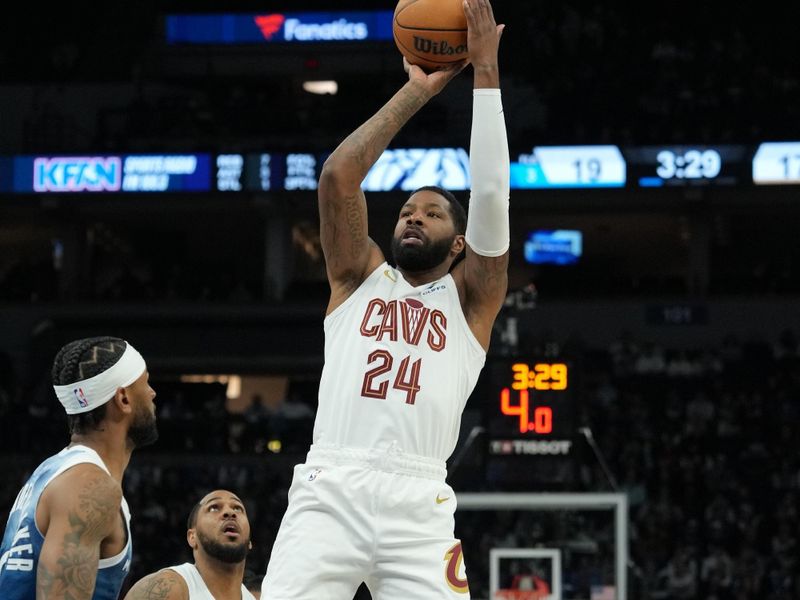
left=36, top=466, right=122, bottom=600
left=122, top=570, right=188, bottom=600
left=454, top=248, right=509, bottom=350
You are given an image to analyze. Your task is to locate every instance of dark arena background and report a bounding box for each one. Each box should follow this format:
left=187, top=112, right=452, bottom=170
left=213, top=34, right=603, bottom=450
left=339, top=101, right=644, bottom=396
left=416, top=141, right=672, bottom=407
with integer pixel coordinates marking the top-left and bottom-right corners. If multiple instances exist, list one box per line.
left=2, top=1, right=800, bottom=599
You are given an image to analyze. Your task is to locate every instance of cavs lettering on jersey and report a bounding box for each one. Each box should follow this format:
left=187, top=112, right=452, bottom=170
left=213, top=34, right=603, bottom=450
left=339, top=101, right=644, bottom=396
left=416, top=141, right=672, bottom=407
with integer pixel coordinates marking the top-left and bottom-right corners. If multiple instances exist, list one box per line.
left=314, top=262, right=486, bottom=461
left=0, top=445, right=132, bottom=600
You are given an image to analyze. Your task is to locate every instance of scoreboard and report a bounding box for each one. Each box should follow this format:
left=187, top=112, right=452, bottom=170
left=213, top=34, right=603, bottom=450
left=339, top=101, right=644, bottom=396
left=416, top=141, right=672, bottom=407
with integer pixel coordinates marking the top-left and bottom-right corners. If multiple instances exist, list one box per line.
left=4, top=141, right=800, bottom=194
left=480, top=358, right=579, bottom=489
left=625, top=145, right=749, bottom=187
left=511, top=145, right=626, bottom=189
left=752, top=142, right=800, bottom=184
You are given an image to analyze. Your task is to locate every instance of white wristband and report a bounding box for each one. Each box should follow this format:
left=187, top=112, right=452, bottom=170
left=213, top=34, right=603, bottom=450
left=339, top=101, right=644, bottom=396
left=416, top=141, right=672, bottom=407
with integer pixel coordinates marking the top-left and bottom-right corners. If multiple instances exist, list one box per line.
left=465, top=89, right=510, bottom=257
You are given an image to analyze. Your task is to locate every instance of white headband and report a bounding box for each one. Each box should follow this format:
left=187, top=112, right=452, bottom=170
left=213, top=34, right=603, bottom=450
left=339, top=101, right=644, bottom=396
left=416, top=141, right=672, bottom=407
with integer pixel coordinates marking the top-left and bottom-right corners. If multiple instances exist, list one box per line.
left=53, top=342, right=147, bottom=415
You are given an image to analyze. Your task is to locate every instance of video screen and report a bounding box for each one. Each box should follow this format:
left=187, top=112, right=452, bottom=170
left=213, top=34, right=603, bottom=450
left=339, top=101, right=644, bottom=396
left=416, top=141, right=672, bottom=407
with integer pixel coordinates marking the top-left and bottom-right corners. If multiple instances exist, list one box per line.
left=524, top=230, right=583, bottom=265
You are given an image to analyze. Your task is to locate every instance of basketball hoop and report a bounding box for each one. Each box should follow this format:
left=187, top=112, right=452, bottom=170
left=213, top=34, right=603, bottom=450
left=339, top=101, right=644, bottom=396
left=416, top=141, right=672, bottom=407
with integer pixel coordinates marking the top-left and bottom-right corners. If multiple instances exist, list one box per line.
left=494, top=590, right=548, bottom=600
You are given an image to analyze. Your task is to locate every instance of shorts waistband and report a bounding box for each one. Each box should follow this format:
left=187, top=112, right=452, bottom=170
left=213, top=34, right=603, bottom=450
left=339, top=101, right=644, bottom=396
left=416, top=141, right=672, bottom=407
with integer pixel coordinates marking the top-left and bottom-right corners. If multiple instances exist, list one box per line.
left=307, top=444, right=447, bottom=481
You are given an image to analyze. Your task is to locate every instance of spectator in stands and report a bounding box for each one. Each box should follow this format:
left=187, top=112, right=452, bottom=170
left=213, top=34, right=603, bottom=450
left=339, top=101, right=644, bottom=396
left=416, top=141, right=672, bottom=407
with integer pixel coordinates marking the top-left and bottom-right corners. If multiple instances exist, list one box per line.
left=700, top=542, right=734, bottom=598
left=659, top=546, right=698, bottom=599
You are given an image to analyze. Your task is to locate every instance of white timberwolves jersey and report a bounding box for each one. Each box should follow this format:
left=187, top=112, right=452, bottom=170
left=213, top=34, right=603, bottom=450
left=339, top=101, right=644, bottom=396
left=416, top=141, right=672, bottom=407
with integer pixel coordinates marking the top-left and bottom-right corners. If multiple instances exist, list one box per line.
left=314, top=262, right=486, bottom=461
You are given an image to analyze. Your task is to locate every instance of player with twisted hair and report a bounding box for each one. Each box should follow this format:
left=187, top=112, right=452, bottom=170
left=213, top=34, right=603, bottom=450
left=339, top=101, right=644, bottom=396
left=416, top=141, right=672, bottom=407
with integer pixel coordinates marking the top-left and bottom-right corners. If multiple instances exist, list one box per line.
left=262, top=0, right=508, bottom=597
left=0, top=336, right=158, bottom=600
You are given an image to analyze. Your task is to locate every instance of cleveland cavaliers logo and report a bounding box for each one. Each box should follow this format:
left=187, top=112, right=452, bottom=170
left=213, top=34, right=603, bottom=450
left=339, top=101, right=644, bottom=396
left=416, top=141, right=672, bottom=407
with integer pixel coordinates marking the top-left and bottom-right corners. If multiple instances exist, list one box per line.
left=404, top=298, right=425, bottom=342
left=359, top=297, right=447, bottom=351
left=444, top=542, right=469, bottom=594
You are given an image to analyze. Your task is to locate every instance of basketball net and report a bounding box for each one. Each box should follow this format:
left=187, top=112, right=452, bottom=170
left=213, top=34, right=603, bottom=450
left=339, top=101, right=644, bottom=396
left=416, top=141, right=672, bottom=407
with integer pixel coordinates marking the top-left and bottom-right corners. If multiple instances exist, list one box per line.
left=406, top=304, right=423, bottom=340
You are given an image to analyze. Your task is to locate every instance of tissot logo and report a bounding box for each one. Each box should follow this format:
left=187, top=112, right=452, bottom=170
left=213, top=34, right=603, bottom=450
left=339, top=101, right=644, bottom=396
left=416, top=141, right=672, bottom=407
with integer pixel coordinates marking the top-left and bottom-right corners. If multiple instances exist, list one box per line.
left=490, top=440, right=573, bottom=456
left=254, top=14, right=286, bottom=40
left=412, top=36, right=467, bottom=56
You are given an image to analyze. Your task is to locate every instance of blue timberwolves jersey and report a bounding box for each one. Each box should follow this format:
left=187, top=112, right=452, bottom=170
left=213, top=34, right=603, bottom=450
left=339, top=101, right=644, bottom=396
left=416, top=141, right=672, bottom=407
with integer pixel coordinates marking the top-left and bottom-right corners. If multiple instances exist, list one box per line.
left=0, top=445, right=132, bottom=600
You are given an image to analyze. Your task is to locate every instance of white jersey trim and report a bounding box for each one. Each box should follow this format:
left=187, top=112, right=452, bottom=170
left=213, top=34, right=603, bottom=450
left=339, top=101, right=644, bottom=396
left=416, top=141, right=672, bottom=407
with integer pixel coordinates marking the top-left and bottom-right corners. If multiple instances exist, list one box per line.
left=324, top=261, right=387, bottom=324
left=168, top=563, right=257, bottom=600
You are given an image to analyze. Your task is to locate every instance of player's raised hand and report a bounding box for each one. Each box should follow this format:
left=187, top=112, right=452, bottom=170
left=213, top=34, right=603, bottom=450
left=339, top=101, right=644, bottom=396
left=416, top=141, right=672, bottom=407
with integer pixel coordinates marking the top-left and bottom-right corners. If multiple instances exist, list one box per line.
left=404, top=57, right=467, bottom=97
left=464, top=0, right=504, bottom=72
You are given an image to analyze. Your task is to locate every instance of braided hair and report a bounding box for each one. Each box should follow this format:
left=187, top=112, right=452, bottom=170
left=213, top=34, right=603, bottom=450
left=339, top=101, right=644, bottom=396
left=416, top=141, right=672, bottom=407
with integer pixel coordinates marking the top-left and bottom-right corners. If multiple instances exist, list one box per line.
left=51, top=336, right=127, bottom=435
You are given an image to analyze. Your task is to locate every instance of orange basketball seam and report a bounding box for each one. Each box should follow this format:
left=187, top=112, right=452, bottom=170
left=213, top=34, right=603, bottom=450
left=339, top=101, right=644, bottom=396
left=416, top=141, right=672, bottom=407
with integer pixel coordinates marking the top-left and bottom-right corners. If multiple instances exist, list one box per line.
left=393, top=2, right=466, bottom=32
left=394, top=0, right=424, bottom=18
left=394, top=25, right=468, bottom=32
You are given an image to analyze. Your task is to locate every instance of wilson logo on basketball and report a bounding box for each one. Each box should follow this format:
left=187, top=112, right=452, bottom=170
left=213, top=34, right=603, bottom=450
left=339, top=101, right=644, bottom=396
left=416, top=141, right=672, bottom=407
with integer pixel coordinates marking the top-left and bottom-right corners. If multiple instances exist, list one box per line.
left=254, top=14, right=286, bottom=40
left=412, top=36, right=467, bottom=56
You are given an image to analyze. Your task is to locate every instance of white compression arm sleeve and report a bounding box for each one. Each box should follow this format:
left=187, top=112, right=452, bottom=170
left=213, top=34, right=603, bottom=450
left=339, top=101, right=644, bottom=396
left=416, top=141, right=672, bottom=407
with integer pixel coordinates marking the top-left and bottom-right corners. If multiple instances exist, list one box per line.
left=464, top=88, right=510, bottom=257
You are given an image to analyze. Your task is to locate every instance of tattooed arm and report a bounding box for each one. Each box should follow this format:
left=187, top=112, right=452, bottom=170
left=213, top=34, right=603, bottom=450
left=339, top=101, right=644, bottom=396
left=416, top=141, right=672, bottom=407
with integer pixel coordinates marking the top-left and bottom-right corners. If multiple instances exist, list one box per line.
left=122, top=570, right=188, bottom=600
left=36, top=465, right=122, bottom=600
left=319, top=60, right=465, bottom=314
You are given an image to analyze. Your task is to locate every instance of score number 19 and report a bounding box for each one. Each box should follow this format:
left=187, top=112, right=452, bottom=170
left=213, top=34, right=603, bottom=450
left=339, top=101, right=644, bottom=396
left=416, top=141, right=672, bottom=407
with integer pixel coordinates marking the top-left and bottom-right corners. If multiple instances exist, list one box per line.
left=500, top=363, right=568, bottom=434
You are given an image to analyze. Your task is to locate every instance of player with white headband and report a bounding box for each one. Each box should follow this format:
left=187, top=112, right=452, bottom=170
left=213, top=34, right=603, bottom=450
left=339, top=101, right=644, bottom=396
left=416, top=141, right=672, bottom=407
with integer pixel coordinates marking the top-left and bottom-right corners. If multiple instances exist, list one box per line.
left=0, top=336, right=158, bottom=600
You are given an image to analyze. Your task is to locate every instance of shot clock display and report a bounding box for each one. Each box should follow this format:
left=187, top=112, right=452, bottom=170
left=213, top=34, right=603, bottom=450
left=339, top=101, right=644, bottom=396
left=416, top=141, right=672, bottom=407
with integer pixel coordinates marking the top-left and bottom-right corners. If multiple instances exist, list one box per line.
left=501, top=362, right=567, bottom=434
left=625, top=145, right=748, bottom=187
left=482, top=358, right=579, bottom=488
left=484, top=359, right=576, bottom=449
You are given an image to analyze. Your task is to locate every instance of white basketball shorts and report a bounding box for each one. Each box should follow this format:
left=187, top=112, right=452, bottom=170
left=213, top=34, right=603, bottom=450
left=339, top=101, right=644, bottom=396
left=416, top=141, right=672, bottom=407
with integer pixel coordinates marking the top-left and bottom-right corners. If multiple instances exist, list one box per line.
left=262, top=444, right=470, bottom=599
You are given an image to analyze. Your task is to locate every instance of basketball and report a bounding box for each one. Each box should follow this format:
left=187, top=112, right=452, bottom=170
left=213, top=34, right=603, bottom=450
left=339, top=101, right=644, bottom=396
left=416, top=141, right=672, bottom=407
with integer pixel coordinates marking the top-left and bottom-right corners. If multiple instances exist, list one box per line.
left=393, top=0, right=468, bottom=72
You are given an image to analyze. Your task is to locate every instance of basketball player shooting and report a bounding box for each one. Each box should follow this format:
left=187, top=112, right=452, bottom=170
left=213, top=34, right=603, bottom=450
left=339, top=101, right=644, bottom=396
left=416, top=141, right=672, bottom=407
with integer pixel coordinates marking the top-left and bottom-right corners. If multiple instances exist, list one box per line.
left=262, top=0, right=508, bottom=598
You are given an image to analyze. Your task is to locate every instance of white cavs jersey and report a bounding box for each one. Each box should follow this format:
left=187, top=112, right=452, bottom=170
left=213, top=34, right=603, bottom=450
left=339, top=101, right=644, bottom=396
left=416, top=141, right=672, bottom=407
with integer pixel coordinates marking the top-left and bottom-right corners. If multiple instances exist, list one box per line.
left=313, top=262, right=486, bottom=461
left=168, top=563, right=256, bottom=600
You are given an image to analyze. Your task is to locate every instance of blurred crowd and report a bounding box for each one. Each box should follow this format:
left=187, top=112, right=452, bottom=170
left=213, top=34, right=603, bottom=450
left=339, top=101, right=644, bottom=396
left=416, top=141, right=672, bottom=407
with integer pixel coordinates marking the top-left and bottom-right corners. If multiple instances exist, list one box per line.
left=584, top=329, right=800, bottom=599
left=3, top=223, right=798, bottom=305
left=4, top=2, right=798, bottom=155
left=2, top=329, right=799, bottom=599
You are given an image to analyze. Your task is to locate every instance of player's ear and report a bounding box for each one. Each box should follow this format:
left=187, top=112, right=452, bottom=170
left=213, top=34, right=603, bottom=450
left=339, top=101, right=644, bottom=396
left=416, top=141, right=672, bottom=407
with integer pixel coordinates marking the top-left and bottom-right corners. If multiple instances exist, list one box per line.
left=187, top=528, right=197, bottom=549
left=111, top=386, right=133, bottom=415
left=451, top=234, right=466, bottom=256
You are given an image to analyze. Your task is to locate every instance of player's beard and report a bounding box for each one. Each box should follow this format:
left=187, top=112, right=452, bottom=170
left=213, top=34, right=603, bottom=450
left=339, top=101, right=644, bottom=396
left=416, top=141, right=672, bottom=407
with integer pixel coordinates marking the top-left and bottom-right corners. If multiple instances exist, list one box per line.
left=391, top=233, right=454, bottom=272
left=198, top=530, right=250, bottom=564
left=127, top=404, right=158, bottom=449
